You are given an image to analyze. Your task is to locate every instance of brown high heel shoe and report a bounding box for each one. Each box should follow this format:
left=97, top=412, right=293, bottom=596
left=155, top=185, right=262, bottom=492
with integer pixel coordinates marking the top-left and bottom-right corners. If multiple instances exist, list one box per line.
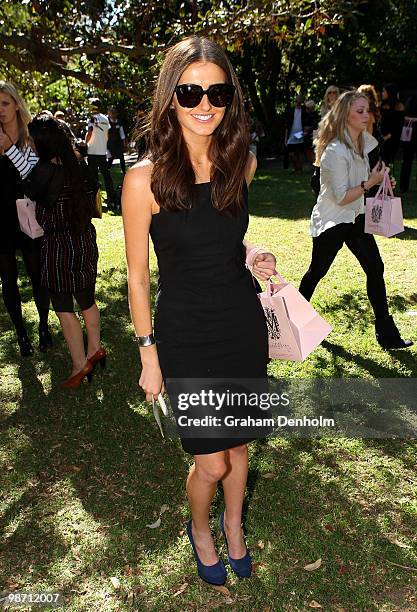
left=88, top=346, right=107, bottom=370
left=60, top=361, right=94, bottom=389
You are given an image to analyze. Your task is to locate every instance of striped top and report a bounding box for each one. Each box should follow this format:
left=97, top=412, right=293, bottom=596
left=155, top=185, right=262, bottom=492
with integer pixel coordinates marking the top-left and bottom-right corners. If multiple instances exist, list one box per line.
left=5, top=144, right=39, bottom=179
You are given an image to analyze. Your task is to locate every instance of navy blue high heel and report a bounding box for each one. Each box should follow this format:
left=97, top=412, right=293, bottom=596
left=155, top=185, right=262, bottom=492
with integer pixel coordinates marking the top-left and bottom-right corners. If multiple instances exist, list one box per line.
left=186, top=520, right=227, bottom=585
left=219, top=512, right=252, bottom=578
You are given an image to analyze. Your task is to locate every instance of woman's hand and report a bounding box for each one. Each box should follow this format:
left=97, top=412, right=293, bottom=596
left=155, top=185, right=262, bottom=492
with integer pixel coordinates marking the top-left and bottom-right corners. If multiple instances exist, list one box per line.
left=139, top=361, right=165, bottom=401
left=368, top=161, right=388, bottom=187
left=252, top=252, right=276, bottom=281
left=0, top=131, right=12, bottom=154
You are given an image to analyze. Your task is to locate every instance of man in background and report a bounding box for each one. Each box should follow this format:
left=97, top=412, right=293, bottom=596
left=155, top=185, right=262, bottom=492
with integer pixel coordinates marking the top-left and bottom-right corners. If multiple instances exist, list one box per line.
left=86, top=98, right=115, bottom=209
left=107, top=108, right=126, bottom=175
left=285, top=94, right=307, bottom=172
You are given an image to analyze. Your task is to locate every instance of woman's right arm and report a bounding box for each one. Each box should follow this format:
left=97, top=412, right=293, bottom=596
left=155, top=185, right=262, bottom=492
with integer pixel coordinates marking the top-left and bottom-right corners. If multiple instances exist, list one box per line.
left=122, top=163, right=164, bottom=401
left=322, top=147, right=386, bottom=206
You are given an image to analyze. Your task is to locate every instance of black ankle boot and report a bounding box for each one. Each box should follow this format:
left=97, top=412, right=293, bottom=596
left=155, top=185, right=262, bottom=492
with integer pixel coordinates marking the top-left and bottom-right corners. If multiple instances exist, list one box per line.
left=39, top=326, right=53, bottom=352
left=17, top=331, right=34, bottom=357
left=375, top=315, right=413, bottom=349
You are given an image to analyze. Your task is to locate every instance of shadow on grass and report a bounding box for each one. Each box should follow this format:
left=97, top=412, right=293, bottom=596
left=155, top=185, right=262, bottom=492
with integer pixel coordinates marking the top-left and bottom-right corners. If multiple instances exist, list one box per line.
left=319, top=290, right=415, bottom=318
left=1, top=237, right=416, bottom=608
left=0, top=269, right=191, bottom=607
left=395, top=225, right=417, bottom=240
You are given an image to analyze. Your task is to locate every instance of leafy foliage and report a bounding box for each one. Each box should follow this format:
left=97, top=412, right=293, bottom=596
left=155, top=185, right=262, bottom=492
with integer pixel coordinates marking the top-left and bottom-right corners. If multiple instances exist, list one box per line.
left=1, top=0, right=416, bottom=141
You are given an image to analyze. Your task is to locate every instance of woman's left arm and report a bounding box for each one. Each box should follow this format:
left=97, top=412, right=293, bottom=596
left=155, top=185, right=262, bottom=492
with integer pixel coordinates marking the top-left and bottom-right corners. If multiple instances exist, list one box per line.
left=244, top=152, right=276, bottom=280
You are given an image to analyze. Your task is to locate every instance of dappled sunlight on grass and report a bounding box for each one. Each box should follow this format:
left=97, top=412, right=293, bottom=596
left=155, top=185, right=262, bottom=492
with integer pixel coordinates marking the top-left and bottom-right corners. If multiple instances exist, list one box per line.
left=0, top=163, right=416, bottom=610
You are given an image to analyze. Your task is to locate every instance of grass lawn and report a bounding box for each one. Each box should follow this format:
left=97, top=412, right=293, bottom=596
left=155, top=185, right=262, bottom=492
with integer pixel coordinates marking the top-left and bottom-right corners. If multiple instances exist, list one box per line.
left=0, top=161, right=416, bottom=611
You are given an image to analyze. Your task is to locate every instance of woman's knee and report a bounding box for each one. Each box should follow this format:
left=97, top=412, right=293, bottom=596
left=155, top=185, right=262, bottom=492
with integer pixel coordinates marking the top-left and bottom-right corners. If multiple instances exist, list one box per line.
left=228, top=443, right=248, bottom=458
left=365, top=256, right=384, bottom=278
left=195, top=457, right=228, bottom=483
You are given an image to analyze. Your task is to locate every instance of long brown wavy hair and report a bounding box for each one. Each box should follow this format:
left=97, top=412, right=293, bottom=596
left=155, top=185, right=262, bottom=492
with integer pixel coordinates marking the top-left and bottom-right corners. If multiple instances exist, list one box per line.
left=143, top=36, right=250, bottom=214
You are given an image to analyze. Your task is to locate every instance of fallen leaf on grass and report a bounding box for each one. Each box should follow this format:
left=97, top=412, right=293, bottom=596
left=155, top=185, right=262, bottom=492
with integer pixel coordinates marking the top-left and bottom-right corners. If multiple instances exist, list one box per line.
left=309, top=601, right=323, bottom=609
left=212, top=584, right=234, bottom=604
left=146, top=504, right=169, bottom=528
left=304, top=558, right=322, bottom=571
left=262, top=473, right=275, bottom=479
left=257, top=540, right=265, bottom=549
left=386, top=534, right=410, bottom=549
left=339, top=564, right=349, bottom=574
left=173, top=582, right=188, bottom=597
left=63, top=465, right=82, bottom=473
left=4, top=580, right=20, bottom=590
left=110, top=576, right=121, bottom=589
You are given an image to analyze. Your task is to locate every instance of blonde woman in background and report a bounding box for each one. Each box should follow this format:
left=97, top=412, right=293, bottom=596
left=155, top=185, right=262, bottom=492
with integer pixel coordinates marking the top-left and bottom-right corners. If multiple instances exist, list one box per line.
left=357, top=84, right=381, bottom=137
left=0, top=82, right=51, bottom=356
left=357, top=84, right=385, bottom=183
left=299, top=90, right=412, bottom=349
left=320, top=85, right=340, bottom=118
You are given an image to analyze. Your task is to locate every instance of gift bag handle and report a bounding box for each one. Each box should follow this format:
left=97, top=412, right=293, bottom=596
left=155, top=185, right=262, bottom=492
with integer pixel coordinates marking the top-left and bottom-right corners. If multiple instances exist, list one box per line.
left=265, top=270, right=287, bottom=307
left=383, top=169, right=395, bottom=197
left=370, top=169, right=394, bottom=205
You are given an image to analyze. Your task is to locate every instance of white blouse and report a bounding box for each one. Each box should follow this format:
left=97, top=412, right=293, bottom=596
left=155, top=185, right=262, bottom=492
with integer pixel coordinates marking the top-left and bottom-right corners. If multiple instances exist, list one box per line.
left=310, top=131, right=378, bottom=237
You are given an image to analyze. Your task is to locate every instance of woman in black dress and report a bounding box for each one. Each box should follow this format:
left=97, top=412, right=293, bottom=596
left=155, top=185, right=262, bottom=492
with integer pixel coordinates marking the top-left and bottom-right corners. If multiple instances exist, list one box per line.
left=380, top=83, right=405, bottom=166
left=123, top=37, right=275, bottom=585
left=0, top=81, right=51, bottom=356
left=9, top=117, right=106, bottom=388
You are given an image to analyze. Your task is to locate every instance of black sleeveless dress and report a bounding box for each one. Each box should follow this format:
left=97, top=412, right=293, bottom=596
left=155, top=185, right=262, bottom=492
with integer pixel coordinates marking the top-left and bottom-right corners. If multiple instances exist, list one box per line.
left=150, top=183, right=269, bottom=455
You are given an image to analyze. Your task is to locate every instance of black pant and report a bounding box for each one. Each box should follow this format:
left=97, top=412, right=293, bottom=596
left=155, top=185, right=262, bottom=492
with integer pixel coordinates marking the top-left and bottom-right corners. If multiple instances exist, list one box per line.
left=88, top=154, right=115, bottom=204
left=400, top=138, right=417, bottom=192
left=299, top=214, right=389, bottom=319
left=107, top=146, right=126, bottom=174
left=0, top=238, right=50, bottom=334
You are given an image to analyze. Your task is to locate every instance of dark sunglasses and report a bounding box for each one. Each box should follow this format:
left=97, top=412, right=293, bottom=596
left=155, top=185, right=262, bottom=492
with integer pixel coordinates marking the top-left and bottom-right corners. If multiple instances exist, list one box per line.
left=175, top=83, right=235, bottom=108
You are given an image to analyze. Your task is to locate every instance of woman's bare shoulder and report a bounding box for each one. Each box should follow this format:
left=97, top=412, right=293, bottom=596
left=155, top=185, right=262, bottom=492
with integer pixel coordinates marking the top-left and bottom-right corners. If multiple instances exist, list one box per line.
left=125, top=158, right=153, bottom=185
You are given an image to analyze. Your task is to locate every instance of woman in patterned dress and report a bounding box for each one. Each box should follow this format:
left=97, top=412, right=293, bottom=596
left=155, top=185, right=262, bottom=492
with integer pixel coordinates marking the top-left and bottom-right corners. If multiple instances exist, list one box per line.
left=9, top=116, right=106, bottom=387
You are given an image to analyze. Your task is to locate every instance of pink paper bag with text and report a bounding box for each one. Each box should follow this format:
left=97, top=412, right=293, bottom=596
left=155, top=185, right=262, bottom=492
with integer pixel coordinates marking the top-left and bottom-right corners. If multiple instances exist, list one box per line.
left=365, top=170, right=404, bottom=238
left=258, top=273, right=332, bottom=361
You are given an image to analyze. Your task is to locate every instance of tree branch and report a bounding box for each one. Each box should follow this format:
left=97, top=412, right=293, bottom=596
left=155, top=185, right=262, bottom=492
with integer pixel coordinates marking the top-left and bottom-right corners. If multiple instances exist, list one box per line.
left=60, top=43, right=145, bottom=59
left=52, top=65, right=143, bottom=102
left=0, top=34, right=145, bottom=66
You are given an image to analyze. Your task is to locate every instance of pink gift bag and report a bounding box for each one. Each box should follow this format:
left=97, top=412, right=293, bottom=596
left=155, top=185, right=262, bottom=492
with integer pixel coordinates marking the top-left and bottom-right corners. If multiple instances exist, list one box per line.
left=400, top=121, right=413, bottom=142
left=258, top=272, right=332, bottom=361
left=16, top=197, right=44, bottom=239
left=365, top=170, right=404, bottom=238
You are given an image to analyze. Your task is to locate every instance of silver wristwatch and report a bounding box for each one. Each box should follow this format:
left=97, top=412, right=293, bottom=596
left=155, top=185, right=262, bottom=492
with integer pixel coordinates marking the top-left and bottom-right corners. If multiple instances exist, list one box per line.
left=134, top=333, right=155, bottom=346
